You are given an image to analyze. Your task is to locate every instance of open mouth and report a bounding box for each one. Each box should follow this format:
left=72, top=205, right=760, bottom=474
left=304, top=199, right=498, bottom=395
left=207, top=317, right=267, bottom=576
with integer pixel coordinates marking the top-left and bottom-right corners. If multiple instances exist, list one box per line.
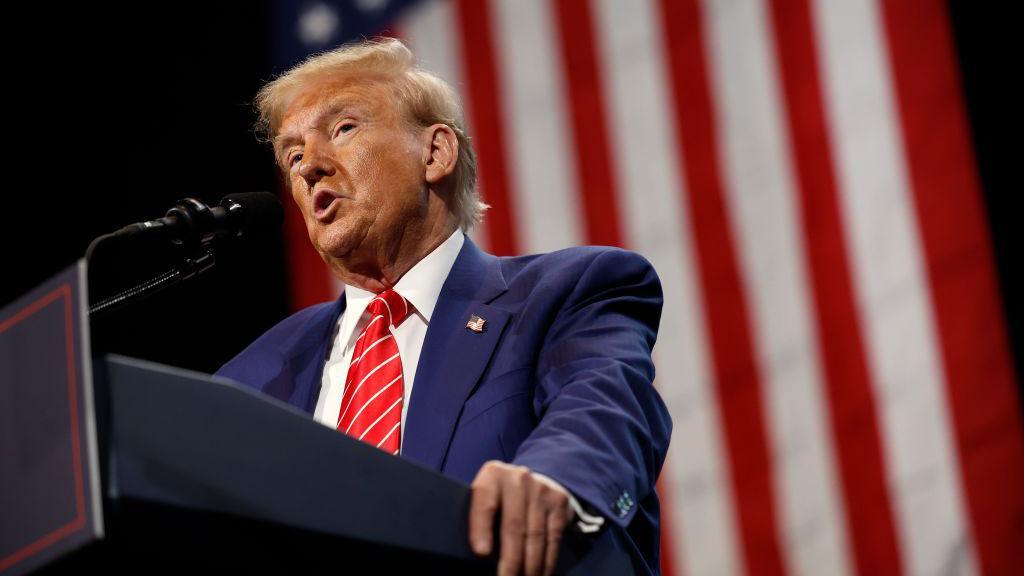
left=312, top=190, right=341, bottom=221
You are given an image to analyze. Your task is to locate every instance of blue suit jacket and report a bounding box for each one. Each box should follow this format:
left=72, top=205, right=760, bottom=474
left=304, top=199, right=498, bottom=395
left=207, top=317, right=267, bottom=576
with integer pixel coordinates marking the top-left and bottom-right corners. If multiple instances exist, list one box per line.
left=216, top=237, right=672, bottom=574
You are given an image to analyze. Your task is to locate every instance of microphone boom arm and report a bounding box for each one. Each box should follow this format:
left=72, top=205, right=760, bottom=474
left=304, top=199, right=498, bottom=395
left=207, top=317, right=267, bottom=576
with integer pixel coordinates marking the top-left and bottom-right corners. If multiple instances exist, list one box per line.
left=84, top=192, right=281, bottom=318
left=87, top=247, right=216, bottom=318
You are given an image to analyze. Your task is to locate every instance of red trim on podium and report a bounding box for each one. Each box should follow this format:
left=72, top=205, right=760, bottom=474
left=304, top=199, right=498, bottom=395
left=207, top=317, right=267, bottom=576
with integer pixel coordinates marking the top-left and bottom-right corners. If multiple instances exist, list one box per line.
left=0, top=284, right=87, bottom=572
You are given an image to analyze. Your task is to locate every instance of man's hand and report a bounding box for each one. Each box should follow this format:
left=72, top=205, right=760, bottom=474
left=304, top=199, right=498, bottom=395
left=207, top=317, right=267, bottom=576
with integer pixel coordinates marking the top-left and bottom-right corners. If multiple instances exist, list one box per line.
left=469, top=461, right=574, bottom=576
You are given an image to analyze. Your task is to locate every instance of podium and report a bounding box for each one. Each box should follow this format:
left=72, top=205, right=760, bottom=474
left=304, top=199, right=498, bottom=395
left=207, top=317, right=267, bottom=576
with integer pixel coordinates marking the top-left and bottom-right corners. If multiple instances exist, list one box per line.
left=1, top=264, right=630, bottom=575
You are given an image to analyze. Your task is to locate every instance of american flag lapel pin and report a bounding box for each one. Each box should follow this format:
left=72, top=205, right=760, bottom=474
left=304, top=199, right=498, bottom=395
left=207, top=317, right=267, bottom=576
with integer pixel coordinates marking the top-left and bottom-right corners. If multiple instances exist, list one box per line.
left=466, top=314, right=486, bottom=333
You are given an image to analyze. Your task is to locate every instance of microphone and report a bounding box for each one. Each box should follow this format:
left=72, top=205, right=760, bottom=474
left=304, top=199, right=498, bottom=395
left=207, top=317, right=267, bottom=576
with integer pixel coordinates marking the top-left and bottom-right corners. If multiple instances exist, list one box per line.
left=85, top=192, right=284, bottom=316
left=114, top=192, right=283, bottom=247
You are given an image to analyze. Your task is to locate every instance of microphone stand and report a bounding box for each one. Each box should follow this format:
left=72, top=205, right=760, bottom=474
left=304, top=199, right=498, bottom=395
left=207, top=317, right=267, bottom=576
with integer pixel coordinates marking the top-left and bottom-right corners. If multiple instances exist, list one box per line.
left=86, top=246, right=216, bottom=318
left=84, top=207, right=219, bottom=319
left=84, top=194, right=280, bottom=319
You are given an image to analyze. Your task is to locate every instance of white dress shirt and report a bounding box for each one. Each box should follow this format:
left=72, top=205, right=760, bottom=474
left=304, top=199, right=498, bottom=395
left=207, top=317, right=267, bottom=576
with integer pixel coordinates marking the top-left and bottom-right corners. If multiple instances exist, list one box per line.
left=313, top=229, right=465, bottom=438
left=312, top=229, right=603, bottom=533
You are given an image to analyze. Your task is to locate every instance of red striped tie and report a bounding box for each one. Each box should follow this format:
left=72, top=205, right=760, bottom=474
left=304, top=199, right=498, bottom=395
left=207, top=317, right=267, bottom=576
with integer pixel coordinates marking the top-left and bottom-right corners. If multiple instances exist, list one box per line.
left=336, top=289, right=411, bottom=454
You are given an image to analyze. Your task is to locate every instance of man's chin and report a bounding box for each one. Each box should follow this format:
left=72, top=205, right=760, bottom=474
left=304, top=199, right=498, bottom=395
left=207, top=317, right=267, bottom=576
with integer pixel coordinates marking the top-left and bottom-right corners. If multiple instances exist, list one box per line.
left=316, top=240, right=354, bottom=263
left=308, top=223, right=344, bottom=253
left=311, top=217, right=357, bottom=251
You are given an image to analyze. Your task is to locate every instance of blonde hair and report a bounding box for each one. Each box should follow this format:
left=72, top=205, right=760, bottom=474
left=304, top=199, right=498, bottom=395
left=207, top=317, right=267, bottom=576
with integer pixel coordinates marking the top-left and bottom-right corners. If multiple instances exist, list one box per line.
left=255, top=37, right=486, bottom=230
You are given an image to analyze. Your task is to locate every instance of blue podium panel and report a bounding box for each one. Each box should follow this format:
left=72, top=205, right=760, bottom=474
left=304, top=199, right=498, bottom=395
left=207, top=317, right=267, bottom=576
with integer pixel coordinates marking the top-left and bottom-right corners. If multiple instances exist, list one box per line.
left=0, top=262, right=102, bottom=575
left=100, top=355, right=478, bottom=563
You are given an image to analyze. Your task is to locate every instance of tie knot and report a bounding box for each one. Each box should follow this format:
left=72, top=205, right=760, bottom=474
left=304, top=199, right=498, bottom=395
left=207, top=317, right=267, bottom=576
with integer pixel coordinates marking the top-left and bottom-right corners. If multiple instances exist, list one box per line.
left=368, top=289, right=411, bottom=329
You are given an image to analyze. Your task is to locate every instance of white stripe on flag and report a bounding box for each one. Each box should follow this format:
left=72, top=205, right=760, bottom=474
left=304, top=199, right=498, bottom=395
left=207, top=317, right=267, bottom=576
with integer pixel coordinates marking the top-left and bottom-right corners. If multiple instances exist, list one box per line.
left=401, top=0, right=492, bottom=251
left=402, top=0, right=464, bottom=92
left=591, top=0, right=741, bottom=574
left=702, top=0, right=854, bottom=574
left=813, top=0, right=978, bottom=574
left=491, top=0, right=583, bottom=253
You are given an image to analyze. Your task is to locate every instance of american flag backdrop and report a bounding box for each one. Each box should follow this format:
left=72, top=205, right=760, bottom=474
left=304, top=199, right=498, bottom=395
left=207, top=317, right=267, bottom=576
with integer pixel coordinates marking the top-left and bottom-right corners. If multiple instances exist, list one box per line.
left=271, top=1, right=1023, bottom=574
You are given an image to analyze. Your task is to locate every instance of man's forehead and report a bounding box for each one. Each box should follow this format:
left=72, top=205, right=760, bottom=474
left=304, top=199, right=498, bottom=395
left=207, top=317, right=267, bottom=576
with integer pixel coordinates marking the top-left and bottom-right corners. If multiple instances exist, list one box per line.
left=294, top=78, right=379, bottom=109
left=277, top=76, right=393, bottom=135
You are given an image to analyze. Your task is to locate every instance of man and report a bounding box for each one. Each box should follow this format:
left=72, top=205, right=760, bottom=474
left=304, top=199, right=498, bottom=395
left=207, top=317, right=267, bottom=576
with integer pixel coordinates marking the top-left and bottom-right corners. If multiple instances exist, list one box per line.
left=217, top=38, right=671, bottom=576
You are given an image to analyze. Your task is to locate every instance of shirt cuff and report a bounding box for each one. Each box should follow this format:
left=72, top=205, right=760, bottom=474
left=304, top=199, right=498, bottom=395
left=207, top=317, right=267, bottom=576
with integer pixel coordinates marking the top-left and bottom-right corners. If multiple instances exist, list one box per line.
left=531, top=472, right=605, bottom=534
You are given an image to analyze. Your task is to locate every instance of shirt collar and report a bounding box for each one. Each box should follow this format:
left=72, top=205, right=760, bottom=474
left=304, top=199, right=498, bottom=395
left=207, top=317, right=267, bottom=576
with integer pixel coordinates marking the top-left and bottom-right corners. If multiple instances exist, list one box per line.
left=340, top=229, right=464, bottom=334
left=393, top=228, right=464, bottom=322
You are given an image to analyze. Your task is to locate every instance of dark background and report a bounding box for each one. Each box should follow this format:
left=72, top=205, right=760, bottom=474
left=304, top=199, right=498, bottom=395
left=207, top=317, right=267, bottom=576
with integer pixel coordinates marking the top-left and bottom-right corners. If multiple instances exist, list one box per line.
left=4, top=3, right=286, bottom=372
left=2, top=2, right=1018, bottom=388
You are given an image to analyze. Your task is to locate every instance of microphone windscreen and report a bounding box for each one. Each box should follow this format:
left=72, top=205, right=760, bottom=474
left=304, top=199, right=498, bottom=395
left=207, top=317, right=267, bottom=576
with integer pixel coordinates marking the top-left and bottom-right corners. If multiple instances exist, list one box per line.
left=222, top=192, right=284, bottom=234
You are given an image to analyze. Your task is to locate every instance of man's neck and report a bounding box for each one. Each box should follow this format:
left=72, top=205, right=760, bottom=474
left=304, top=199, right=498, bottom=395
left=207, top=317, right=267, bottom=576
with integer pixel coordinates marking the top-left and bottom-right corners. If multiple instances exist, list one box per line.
left=329, top=221, right=459, bottom=292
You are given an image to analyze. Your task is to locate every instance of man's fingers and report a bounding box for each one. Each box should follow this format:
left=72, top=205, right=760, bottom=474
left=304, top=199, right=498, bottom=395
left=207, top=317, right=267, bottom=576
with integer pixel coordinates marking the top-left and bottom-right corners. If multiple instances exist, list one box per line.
left=523, top=479, right=548, bottom=576
left=470, top=463, right=576, bottom=576
left=543, top=499, right=571, bottom=576
left=498, top=466, right=529, bottom=576
left=469, top=464, right=501, bottom=556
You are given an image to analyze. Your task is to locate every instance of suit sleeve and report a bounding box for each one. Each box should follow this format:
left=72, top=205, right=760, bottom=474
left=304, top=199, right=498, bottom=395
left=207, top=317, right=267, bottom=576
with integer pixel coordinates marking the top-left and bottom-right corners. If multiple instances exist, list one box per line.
left=510, top=249, right=672, bottom=528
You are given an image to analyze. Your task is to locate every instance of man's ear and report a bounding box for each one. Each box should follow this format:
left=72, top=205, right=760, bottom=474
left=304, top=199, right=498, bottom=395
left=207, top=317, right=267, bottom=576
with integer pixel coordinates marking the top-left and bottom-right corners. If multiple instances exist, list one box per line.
left=424, top=124, right=459, bottom=185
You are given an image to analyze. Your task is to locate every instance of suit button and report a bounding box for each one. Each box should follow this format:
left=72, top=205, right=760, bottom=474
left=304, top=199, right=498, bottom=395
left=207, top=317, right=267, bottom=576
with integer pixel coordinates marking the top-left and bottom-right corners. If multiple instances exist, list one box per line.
left=614, top=491, right=633, bottom=517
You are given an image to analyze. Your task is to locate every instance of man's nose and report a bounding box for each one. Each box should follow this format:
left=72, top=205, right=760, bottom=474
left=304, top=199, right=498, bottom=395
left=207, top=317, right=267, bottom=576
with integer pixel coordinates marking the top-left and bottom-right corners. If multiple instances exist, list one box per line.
left=297, top=136, right=336, bottom=184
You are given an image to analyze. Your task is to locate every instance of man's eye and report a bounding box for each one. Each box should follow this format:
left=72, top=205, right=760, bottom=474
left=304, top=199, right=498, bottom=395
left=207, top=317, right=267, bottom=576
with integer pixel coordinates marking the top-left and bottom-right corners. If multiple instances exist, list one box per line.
left=289, top=153, right=303, bottom=167
left=335, top=123, right=355, bottom=137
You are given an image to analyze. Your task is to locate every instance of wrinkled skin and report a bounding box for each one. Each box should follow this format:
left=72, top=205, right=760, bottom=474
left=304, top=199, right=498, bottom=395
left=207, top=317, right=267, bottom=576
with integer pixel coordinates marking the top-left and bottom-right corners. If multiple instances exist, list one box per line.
left=275, top=74, right=459, bottom=291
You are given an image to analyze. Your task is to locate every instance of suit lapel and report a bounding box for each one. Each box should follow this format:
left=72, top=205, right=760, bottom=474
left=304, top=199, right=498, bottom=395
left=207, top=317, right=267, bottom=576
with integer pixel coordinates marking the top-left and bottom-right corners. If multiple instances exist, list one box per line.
left=278, top=294, right=346, bottom=413
left=402, top=238, right=509, bottom=471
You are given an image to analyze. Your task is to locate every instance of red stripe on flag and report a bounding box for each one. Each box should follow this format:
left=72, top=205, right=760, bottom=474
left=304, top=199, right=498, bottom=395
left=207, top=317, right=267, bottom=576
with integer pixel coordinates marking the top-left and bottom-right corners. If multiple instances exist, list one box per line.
left=765, top=1, right=904, bottom=574
left=551, top=0, right=623, bottom=247
left=454, top=0, right=519, bottom=256
left=377, top=24, right=401, bottom=39
left=282, top=189, right=335, bottom=310
left=657, top=1, right=786, bottom=573
left=657, top=476, right=683, bottom=576
left=879, top=1, right=1024, bottom=573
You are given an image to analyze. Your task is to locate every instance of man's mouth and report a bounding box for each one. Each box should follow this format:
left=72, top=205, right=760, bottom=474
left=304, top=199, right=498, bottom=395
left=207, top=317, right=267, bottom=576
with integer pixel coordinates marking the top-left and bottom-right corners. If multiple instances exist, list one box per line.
left=312, top=190, right=342, bottom=222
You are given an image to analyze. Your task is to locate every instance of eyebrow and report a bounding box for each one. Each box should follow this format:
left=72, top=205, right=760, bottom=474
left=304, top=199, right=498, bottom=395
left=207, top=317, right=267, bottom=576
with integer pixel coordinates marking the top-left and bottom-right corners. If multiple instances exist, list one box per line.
left=274, top=133, right=299, bottom=153
left=274, top=98, right=366, bottom=153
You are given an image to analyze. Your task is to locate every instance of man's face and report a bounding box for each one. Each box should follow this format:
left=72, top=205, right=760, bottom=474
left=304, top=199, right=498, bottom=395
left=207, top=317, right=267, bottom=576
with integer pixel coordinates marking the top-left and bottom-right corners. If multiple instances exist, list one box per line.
left=275, top=75, right=430, bottom=269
